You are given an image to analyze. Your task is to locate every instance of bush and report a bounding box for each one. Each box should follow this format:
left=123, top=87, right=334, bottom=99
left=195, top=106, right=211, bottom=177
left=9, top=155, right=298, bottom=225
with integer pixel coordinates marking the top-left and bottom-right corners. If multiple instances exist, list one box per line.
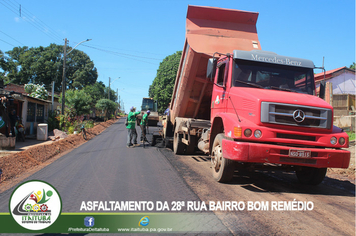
left=95, top=99, right=118, bottom=120
left=347, top=131, right=355, bottom=141
left=60, top=89, right=92, bottom=116
left=46, top=110, right=60, bottom=132
left=84, top=120, right=94, bottom=129
left=68, top=126, right=75, bottom=134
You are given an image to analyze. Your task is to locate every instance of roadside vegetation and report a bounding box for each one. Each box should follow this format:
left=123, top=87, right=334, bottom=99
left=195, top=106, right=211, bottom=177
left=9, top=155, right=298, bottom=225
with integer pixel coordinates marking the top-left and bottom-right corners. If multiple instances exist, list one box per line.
left=149, top=51, right=181, bottom=113
left=347, top=131, right=355, bottom=142
left=0, top=44, right=123, bottom=133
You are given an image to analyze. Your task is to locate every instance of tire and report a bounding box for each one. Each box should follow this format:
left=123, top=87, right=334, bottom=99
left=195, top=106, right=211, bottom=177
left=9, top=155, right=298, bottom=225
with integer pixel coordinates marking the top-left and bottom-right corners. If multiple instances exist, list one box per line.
left=151, top=136, right=156, bottom=146
left=173, top=132, right=185, bottom=154
left=211, top=133, right=235, bottom=183
left=296, top=167, right=327, bottom=185
left=185, top=136, right=197, bottom=154
left=164, top=138, right=171, bottom=148
left=82, top=130, right=87, bottom=140
left=164, top=120, right=173, bottom=148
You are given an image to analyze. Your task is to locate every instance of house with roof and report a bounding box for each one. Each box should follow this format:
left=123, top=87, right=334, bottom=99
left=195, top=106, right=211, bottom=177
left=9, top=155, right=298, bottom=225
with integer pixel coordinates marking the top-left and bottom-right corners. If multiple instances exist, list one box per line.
left=2, top=83, right=60, bottom=136
left=315, top=67, right=355, bottom=130
left=314, top=67, right=355, bottom=95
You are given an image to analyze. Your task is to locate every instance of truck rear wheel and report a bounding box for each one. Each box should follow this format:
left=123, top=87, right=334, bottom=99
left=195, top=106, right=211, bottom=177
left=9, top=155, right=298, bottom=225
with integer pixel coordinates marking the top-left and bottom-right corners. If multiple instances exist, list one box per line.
left=211, top=133, right=235, bottom=183
left=185, top=136, right=197, bottom=154
left=296, top=167, right=327, bottom=185
left=173, top=132, right=185, bottom=154
left=164, top=119, right=173, bottom=148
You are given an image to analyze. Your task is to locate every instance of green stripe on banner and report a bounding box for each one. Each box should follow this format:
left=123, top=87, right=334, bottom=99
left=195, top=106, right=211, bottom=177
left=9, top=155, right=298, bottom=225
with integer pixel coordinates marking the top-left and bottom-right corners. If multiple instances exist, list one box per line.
left=0, top=212, right=229, bottom=234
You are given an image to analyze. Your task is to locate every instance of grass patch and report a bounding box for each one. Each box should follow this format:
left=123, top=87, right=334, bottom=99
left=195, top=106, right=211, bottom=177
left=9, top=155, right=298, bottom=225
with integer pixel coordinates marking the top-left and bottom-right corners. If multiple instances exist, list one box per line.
left=347, top=131, right=355, bottom=142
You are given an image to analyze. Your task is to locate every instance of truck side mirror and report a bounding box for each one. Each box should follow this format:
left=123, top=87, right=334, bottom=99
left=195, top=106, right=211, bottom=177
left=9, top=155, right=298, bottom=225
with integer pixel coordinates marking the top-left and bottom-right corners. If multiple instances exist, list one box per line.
left=206, top=58, right=217, bottom=81
left=319, top=81, right=325, bottom=99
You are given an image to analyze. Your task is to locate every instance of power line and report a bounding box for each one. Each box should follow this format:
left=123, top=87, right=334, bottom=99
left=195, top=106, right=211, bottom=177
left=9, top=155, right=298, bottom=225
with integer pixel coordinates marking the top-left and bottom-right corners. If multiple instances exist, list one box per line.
left=86, top=43, right=167, bottom=57
left=81, top=44, right=163, bottom=65
left=13, top=0, right=63, bottom=40
left=1, top=0, right=63, bottom=44
left=0, top=38, right=16, bottom=47
left=0, top=30, right=24, bottom=46
left=0, top=1, right=18, bottom=15
left=5, top=0, right=62, bottom=40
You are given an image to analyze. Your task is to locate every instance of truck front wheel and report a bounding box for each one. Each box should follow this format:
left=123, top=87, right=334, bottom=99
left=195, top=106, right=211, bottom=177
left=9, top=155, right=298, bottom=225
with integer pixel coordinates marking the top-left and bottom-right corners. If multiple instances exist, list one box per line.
left=211, top=134, right=235, bottom=183
left=295, top=167, right=327, bottom=185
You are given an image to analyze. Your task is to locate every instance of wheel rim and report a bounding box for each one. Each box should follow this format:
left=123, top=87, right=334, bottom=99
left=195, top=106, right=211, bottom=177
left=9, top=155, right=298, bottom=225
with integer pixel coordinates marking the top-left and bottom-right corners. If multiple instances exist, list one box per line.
left=212, top=144, right=223, bottom=172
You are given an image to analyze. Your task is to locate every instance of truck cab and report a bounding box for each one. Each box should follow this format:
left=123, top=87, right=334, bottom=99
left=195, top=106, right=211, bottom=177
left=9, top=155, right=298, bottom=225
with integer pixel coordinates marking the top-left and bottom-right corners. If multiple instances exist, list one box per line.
left=206, top=50, right=350, bottom=184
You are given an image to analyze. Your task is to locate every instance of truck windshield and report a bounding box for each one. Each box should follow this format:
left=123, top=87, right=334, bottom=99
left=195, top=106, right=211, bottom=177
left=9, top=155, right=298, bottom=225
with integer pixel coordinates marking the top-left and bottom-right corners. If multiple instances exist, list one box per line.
left=232, top=60, right=315, bottom=95
left=141, top=99, right=157, bottom=111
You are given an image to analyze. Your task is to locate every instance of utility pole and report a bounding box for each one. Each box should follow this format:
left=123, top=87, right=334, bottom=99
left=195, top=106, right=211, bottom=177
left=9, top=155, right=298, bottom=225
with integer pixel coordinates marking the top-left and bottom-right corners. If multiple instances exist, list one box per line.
left=51, top=81, right=55, bottom=112
left=108, top=77, right=111, bottom=100
left=108, top=77, right=120, bottom=101
left=61, top=38, right=92, bottom=115
left=61, top=38, right=68, bottom=115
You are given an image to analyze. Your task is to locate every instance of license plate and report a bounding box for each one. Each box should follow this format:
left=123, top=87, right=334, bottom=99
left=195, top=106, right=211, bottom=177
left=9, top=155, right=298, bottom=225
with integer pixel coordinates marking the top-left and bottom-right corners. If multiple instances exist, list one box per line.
left=289, top=149, right=311, bottom=158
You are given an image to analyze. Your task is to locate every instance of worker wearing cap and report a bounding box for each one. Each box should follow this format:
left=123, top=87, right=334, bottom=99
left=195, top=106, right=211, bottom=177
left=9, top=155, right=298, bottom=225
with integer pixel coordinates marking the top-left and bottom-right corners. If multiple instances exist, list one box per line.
left=140, top=110, right=150, bottom=142
left=126, top=106, right=140, bottom=147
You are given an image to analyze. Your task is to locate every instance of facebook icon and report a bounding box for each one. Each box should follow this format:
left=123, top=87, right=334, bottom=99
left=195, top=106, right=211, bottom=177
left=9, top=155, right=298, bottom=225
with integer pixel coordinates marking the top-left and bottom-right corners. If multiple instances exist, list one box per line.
left=84, top=216, right=95, bottom=227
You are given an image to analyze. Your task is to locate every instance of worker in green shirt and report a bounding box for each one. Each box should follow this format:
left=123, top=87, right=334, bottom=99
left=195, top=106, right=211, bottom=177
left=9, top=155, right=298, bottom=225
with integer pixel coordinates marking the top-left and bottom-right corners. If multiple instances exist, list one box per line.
left=140, top=110, right=150, bottom=142
left=126, top=106, right=140, bottom=147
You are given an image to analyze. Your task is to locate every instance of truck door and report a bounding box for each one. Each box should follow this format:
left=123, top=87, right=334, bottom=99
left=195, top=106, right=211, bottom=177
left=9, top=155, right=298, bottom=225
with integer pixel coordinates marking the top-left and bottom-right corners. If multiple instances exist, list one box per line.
left=211, top=59, right=229, bottom=117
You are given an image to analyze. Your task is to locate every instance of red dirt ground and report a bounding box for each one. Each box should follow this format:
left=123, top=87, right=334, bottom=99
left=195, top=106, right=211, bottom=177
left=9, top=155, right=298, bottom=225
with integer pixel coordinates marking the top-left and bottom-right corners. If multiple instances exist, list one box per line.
left=0, top=118, right=118, bottom=184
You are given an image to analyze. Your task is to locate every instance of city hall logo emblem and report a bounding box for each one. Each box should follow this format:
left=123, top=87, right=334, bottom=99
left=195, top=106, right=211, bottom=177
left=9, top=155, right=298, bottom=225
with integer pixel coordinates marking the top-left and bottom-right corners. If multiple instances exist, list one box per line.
left=9, top=180, right=62, bottom=230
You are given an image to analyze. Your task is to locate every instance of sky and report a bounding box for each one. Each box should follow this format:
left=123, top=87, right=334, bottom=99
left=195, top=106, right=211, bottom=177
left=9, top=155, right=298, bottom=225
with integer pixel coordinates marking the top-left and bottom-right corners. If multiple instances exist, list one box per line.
left=0, top=0, right=355, bottom=113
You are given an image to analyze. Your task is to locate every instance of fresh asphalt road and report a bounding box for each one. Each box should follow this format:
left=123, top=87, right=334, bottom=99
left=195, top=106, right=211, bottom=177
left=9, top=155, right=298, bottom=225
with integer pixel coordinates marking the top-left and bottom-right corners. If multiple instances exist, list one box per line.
left=0, top=119, right=229, bottom=234
left=1, top=119, right=354, bottom=235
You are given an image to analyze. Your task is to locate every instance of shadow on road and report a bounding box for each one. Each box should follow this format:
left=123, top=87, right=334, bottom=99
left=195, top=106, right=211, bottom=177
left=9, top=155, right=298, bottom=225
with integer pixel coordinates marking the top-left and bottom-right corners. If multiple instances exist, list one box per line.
left=166, top=149, right=355, bottom=197
left=227, top=169, right=355, bottom=197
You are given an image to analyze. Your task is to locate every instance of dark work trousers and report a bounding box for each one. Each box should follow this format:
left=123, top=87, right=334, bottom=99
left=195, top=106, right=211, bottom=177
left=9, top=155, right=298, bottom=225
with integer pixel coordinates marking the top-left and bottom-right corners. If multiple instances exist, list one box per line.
left=127, top=128, right=137, bottom=146
left=140, top=125, right=147, bottom=141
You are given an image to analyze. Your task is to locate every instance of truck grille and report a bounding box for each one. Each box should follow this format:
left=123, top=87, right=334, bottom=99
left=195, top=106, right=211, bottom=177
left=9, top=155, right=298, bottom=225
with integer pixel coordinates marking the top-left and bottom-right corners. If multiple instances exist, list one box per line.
left=261, top=102, right=332, bottom=129
left=276, top=133, right=316, bottom=141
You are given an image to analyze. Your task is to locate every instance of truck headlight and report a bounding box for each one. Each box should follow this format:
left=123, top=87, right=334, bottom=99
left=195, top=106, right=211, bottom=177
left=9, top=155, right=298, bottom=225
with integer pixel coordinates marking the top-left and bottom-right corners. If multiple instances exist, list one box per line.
left=254, top=130, right=262, bottom=138
left=339, top=137, right=346, bottom=145
left=244, top=129, right=252, bottom=137
left=330, top=137, right=337, bottom=145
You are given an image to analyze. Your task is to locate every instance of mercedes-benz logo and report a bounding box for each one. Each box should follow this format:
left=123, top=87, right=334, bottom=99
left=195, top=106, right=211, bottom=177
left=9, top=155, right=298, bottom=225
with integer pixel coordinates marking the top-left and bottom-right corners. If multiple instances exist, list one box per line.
left=293, top=109, right=305, bottom=123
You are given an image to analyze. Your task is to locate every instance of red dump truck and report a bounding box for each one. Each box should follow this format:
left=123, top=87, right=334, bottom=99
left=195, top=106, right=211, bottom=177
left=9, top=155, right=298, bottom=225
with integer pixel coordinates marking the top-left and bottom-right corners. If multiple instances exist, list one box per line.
left=162, top=5, right=350, bottom=185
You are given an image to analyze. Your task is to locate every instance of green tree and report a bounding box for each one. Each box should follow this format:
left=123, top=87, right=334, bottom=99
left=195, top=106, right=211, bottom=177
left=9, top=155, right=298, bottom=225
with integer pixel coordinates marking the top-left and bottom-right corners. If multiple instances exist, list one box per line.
left=61, top=89, right=92, bottom=116
left=65, top=49, right=97, bottom=89
left=0, top=50, right=9, bottom=80
left=83, top=81, right=106, bottom=104
left=95, top=99, right=118, bottom=119
left=350, top=62, right=355, bottom=70
left=4, top=44, right=97, bottom=91
left=149, top=51, right=181, bottom=113
left=104, top=87, right=118, bottom=102
left=83, top=81, right=118, bottom=105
